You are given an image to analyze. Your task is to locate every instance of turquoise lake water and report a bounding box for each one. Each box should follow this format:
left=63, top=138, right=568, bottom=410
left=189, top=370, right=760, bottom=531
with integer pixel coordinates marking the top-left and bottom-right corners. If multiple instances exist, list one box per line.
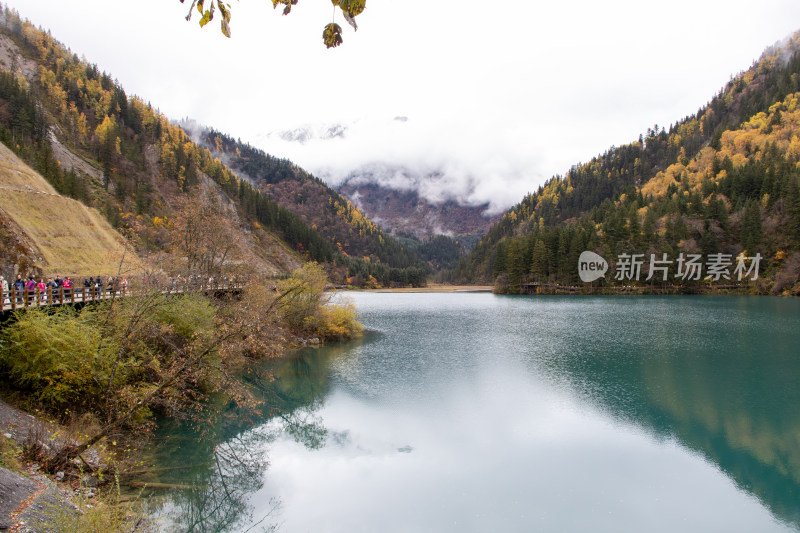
left=155, top=293, right=800, bottom=532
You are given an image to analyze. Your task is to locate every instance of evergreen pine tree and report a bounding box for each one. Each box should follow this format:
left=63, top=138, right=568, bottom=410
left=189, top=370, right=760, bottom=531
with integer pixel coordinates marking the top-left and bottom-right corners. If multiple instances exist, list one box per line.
left=740, top=199, right=764, bottom=253
left=530, top=239, right=548, bottom=282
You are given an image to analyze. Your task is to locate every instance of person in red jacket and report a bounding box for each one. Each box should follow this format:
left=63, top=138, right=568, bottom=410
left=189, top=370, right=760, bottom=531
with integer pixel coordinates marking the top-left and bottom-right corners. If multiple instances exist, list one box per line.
left=37, top=278, right=46, bottom=302
left=63, top=277, right=73, bottom=298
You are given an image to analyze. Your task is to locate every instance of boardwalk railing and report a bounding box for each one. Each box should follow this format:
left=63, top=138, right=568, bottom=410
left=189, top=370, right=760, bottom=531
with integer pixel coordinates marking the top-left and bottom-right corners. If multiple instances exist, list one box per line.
left=1, top=280, right=246, bottom=313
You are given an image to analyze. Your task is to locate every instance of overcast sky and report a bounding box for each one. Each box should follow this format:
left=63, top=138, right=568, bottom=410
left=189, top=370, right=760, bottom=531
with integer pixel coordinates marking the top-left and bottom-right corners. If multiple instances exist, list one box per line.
left=8, top=0, right=800, bottom=212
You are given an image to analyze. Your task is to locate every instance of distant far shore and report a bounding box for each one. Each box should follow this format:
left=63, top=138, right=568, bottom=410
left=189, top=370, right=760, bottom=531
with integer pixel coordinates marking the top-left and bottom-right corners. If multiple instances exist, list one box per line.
left=341, top=283, right=798, bottom=296
left=356, top=284, right=494, bottom=293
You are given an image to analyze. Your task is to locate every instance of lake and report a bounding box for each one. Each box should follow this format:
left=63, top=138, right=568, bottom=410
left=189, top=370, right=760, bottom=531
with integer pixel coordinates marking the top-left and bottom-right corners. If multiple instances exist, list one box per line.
left=154, top=293, right=800, bottom=532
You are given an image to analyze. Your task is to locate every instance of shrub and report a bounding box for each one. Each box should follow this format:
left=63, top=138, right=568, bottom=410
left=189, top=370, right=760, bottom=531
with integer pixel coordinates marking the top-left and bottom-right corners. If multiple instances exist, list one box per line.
left=0, top=308, right=109, bottom=408
left=0, top=293, right=220, bottom=415
left=152, top=294, right=216, bottom=339
left=277, top=262, right=363, bottom=341
left=277, top=262, right=329, bottom=334
left=312, top=298, right=363, bottom=341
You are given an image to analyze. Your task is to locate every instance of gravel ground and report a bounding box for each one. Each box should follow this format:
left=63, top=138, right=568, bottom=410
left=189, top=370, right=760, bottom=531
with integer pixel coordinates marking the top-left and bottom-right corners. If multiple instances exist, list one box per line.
left=0, top=399, right=48, bottom=446
left=0, top=399, right=80, bottom=532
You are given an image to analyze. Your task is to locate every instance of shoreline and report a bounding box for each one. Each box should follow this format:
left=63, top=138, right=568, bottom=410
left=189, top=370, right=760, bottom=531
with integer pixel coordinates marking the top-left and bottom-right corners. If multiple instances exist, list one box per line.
left=341, top=284, right=797, bottom=297
left=350, top=284, right=494, bottom=294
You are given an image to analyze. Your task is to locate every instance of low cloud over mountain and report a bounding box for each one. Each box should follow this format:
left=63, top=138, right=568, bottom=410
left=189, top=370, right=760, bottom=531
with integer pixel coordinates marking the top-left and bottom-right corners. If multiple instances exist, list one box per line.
left=254, top=115, right=544, bottom=216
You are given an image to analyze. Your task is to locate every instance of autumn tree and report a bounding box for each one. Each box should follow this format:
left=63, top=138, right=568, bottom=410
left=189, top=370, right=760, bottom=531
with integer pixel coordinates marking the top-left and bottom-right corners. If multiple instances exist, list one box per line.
left=170, top=190, right=243, bottom=279
left=6, top=262, right=362, bottom=473
left=94, top=114, right=119, bottom=188
left=2, top=277, right=293, bottom=471
left=276, top=262, right=362, bottom=340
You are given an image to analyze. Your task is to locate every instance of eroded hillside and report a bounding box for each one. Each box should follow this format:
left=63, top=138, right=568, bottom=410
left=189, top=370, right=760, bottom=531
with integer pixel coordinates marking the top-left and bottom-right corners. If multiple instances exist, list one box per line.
left=0, top=142, right=139, bottom=276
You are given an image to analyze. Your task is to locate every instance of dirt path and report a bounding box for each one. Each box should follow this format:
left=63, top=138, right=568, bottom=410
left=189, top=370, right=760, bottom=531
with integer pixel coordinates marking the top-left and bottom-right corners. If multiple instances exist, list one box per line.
left=0, top=466, right=39, bottom=530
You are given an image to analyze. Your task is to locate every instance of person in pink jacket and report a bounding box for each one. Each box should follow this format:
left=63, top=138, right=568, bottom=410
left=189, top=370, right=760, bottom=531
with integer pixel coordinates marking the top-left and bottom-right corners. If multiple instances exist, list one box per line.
left=25, top=276, right=36, bottom=303
left=62, top=277, right=73, bottom=298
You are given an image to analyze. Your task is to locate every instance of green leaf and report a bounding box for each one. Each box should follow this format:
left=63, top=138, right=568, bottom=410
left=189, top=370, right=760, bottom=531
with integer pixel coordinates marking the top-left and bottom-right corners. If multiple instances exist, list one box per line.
left=271, top=0, right=297, bottom=12
left=322, top=23, right=343, bottom=49
left=197, top=0, right=205, bottom=14
left=338, top=0, right=365, bottom=17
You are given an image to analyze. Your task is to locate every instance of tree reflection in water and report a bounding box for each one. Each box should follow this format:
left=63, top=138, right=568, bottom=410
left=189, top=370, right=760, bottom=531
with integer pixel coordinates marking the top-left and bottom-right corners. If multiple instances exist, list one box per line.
left=162, top=430, right=277, bottom=533
left=153, top=337, right=370, bottom=531
left=516, top=298, right=800, bottom=527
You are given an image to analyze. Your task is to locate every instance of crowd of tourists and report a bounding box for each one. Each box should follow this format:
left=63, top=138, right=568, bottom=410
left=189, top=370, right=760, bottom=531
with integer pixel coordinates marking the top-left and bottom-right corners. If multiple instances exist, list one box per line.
left=1, top=273, right=244, bottom=309
left=0, top=274, right=129, bottom=306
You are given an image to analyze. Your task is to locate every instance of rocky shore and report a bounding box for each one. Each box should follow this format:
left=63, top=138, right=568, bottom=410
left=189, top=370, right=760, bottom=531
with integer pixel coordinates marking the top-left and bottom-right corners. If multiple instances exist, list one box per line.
left=0, top=399, right=95, bottom=532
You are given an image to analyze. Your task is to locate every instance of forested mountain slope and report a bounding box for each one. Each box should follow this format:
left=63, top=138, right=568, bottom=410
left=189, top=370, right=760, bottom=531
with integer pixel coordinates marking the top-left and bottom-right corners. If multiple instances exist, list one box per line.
left=0, top=7, right=322, bottom=278
left=192, top=128, right=421, bottom=267
left=191, top=129, right=430, bottom=285
left=0, top=7, right=428, bottom=285
left=457, top=31, right=800, bottom=295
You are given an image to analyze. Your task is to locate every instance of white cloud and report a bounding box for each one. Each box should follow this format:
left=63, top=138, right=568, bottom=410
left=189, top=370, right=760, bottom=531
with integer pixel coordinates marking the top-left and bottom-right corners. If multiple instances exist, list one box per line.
left=9, top=0, right=800, bottom=212
left=254, top=115, right=542, bottom=213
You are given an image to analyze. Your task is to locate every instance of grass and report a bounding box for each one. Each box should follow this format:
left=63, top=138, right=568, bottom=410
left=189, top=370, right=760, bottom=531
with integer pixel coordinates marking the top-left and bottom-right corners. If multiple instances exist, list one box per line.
left=0, top=142, right=58, bottom=193
left=44, top=476, right=157, bottom=533
left=0, top=433, right=22, bottom=472
left=0, top=145, right=142, bottom=276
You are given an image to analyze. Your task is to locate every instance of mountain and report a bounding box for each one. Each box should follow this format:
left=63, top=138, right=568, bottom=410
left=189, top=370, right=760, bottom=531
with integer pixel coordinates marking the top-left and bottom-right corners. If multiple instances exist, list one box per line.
left=456, top=31, right=800, bottom=295
left=0, top=8, right=430, bottom=286
left=187, top=126, right=430, bottom=285
left=259, top=121, right=503, bottom=245
left=0, top=9, right=330, bottom=279
left=186, top=125, right=415, bottom=264
left=336, top=172, right=501, bottom=245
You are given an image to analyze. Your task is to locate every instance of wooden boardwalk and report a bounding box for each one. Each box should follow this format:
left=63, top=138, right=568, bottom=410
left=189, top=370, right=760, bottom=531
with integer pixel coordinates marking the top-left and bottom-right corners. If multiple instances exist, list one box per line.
left=1, top=280, right=246, bottom=313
